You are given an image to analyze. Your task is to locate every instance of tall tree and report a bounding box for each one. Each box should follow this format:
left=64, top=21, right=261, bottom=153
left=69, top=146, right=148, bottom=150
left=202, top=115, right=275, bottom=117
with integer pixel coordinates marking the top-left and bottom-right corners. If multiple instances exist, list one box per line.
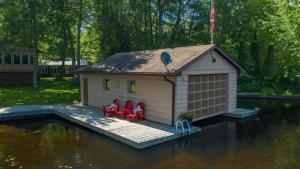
left=28, top=0, right=39, bottom=88
left=1, top=0, right=299, bottom=83
left=76, top=0, right=83, bottom=68
left=157, top=0, right=164, bottom=48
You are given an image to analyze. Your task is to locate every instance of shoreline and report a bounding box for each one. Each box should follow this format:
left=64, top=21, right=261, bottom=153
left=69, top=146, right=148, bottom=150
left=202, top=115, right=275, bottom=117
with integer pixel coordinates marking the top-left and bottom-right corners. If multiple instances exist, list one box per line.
left=238, top=93, right=300, bottom=101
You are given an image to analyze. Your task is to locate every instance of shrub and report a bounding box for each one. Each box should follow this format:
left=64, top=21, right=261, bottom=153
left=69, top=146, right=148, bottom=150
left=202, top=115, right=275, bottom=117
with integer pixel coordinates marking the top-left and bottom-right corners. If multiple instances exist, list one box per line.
left=179, top=112, right=196, bottom=121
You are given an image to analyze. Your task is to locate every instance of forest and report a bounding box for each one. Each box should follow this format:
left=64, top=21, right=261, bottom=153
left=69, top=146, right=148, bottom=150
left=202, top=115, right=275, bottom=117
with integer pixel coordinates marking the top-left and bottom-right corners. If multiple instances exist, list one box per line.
left=0, top=0, right=300, bottom=88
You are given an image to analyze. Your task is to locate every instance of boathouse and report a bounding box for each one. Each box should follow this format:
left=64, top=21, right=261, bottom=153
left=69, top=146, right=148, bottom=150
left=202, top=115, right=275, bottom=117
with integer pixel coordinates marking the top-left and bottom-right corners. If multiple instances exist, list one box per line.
left=77, top=44, right=245, bottom=126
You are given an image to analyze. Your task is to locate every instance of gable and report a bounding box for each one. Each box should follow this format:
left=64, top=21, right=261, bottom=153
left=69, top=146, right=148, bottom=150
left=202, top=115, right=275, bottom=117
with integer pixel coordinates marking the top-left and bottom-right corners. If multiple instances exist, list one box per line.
left=181, top=50, right=237, bottom=75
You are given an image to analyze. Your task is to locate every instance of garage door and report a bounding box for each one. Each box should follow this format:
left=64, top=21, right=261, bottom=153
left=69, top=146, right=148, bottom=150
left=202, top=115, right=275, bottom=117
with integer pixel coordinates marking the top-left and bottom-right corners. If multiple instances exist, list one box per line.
left=188, top=74, right=228, bottom=119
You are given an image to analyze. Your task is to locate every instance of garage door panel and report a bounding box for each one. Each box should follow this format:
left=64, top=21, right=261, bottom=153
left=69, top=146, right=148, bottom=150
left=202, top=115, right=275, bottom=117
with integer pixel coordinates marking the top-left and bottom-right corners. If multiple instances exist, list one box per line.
left=188, top=74, right=228, bottom=119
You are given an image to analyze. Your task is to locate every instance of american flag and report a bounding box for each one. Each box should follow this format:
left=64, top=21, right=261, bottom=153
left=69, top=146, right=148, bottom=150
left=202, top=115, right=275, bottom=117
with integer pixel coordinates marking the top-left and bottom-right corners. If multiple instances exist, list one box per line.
left=210, top=0, right=216, bottom=32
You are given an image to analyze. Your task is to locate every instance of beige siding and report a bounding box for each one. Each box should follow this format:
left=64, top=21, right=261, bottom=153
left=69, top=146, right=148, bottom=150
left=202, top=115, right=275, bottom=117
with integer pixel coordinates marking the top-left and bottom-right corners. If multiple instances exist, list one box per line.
left=80, top=74, right=173, bottom=125
left=175, top=51, right=237, bottom=122
left=0, top=50, right=34, bottom=72
left=0, top=65, right=34, bottom=72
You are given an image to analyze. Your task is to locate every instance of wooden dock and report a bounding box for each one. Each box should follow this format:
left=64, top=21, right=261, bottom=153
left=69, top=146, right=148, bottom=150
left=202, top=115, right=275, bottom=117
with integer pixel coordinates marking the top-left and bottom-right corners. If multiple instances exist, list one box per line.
left=224, top=108, right=259, bottom=119
left=0, top=105, right=200, bottom=149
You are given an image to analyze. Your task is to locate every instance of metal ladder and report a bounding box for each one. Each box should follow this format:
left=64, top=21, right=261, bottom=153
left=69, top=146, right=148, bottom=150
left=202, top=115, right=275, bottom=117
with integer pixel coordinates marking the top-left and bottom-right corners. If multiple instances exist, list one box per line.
left=176, top=120, right=191, bottom=135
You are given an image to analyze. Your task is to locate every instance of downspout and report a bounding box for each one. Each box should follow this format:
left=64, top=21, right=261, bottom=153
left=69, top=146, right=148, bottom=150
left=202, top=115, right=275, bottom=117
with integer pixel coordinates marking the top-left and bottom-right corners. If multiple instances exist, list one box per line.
left=164, top=76, right=175, bottom=126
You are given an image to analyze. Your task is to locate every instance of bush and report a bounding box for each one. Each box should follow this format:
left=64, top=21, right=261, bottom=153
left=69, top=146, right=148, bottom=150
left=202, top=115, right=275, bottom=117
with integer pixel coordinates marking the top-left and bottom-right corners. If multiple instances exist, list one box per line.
left=237, top=75, right=262, bottom=93
left=238, top=75, right=300, bottom=96
left=54, top=74, right=63, bottom=80
left=179, top=112, right=196, bottom=121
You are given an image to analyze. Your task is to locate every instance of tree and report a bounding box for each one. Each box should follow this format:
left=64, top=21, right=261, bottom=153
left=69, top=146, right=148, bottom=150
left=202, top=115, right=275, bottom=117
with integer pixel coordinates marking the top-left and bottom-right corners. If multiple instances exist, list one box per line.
left=1, top=0, right=299, bottom=83
left=28, top=0, right=39, bottom=88
left=76, top=0, right=83, bottom=68
left=0, top=0, right=44, bottom=88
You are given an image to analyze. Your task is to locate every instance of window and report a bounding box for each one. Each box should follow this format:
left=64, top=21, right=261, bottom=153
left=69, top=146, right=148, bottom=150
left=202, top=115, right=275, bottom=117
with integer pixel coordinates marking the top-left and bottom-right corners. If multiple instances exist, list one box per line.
left=128, top=80, right=136, bottom=93
left=5, top=55, right=11, bottom=64
left=29, top=55, right=34, bottom=64
left=13, top=54, right=21, bottom=64
left=22, top=55, right=29, bottom=64
left=0, top=53, right=2, bottom=64
left=103, top=79, right=111, bottom=90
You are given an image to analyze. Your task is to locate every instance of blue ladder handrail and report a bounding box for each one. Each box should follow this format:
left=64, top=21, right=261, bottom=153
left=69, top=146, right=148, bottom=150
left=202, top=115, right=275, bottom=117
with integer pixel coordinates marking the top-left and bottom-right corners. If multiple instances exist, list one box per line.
left=175, top=120, right=191, bottom=135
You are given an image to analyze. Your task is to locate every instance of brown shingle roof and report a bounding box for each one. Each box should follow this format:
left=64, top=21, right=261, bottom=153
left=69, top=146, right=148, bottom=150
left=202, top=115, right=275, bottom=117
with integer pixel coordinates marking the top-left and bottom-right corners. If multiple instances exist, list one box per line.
left=78, top=44, right=244, bottom=75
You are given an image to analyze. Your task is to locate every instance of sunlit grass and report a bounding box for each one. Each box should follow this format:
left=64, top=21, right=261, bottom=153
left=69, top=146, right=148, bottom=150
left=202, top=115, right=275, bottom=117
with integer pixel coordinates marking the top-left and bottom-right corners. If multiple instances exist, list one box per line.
left=0, top=77, right=80, bottom=107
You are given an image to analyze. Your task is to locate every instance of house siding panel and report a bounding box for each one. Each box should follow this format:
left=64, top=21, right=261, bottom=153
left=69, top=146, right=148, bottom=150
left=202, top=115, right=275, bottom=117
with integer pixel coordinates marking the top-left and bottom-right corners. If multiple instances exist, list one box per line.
left=0, top=72, right=33, bottom=85
left=80, top=74, right=173, bottom=125
left=0, top=65, right=34, bottom=72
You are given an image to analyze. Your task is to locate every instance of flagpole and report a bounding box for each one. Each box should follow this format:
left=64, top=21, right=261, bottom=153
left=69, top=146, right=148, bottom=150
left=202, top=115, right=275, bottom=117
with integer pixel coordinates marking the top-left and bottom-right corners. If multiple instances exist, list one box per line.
left=211, top=29, right=213, bottom=45
left=210, top=0, right=214, bottom=45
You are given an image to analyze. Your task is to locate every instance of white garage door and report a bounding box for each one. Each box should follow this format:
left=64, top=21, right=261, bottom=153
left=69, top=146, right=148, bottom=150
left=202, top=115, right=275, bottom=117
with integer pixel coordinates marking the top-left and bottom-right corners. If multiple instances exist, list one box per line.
left=188, top=74, right=228, bottom=119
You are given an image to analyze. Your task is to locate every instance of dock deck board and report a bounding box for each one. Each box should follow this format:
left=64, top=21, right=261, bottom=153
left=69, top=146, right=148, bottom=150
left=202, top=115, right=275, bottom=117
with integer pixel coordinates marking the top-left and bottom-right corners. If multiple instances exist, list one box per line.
left=0, top=105, right=200, bottom=149
left=224, top=108, right=259, bottom=119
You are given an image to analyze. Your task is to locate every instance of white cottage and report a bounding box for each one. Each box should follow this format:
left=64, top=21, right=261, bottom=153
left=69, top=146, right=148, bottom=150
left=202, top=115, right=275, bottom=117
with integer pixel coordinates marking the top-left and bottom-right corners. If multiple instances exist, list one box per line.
left=78, top=44, right=244, bottom=126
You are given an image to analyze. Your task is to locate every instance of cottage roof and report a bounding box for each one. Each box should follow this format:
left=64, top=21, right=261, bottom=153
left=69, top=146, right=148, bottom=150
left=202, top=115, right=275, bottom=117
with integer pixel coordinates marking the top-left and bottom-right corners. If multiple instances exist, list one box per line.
left=77, top=44, right=244, bottom=76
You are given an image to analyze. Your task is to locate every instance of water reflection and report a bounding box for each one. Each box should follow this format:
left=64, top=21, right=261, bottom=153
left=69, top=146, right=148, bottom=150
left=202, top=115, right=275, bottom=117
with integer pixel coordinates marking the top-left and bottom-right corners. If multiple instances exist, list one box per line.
left=0, top=99, right=300, bottom=169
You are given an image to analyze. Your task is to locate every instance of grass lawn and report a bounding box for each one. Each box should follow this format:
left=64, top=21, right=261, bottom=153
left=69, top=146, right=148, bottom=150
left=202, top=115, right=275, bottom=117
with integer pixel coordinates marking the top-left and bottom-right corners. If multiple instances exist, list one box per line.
left=0, top=77, right=80, bottom=107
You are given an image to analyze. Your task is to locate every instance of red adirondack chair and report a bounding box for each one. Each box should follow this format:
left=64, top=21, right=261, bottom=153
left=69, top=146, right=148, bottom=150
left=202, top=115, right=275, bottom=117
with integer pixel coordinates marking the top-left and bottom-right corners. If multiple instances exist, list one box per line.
left=102, top=98, right=120, bottom=116
left=127, top=102, right=145, bottom=121
left=115, top=100, right=133, bottom=118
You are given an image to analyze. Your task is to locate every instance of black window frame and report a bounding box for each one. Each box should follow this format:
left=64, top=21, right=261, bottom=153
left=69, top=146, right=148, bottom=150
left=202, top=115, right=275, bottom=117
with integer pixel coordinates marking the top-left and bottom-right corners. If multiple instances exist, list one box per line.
left=4, top=55, right=12, bottom=64
left=22, top=55, right=29, bottom=64
left=13, top=54, right=21, bottom=64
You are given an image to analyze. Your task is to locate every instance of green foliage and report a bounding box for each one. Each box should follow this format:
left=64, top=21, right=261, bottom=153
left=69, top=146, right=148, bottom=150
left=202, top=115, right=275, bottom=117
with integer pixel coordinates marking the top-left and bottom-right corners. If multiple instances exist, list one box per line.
left=238, top=76, right=300, bottom=96
left=0, top=77, right=80, bottom=107
left=0, top=0, right=299, bottom=82
left=179, top=112, right=196, bottom=120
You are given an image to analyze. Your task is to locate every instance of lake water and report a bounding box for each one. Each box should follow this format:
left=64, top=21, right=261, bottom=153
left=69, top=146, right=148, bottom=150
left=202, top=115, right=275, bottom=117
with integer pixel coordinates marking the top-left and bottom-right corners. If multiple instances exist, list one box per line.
left=0, top=99, right=300, bottom=169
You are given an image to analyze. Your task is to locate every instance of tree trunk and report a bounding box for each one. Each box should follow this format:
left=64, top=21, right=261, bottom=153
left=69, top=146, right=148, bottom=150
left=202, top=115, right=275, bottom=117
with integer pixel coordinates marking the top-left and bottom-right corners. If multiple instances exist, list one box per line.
left=29, top=0, right=38, bottom=88
left=172, top=8, right=182, bottom=45
left=68, top=21, right=76, bottom=75
left=157, top=0, right=164, bottom=48
left=76, top=0, right=83, bottom=68
left=32, top=34, right=38, bottom=88
left=188, top=12, right=195, bottom=43
left=143, top=5, right=148, bottom=49
left=99, top=3, right=107, bottom=61
left=266, top=44, right=275, bottom=73
left=148, top=0, right=153, bottom=48
left=60, top=0, right=68, bottom=77
left=250, top=32, right=260, bottom=75
left=61, top=22, right=67, bottom=77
